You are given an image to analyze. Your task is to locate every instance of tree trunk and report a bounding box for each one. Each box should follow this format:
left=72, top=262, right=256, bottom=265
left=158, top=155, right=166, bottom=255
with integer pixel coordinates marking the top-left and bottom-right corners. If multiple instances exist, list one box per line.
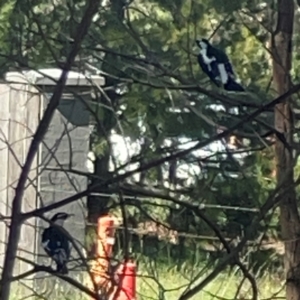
left=272, top=1, right=300, bottom=299
left=86, top=0, right=126, bottom=257
left=86, top=82, right=119, bottom=257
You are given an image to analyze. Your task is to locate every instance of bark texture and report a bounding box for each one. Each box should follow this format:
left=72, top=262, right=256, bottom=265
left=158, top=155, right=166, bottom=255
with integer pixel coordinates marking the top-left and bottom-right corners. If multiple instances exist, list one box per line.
left=272, top=1, right=300, bottom=299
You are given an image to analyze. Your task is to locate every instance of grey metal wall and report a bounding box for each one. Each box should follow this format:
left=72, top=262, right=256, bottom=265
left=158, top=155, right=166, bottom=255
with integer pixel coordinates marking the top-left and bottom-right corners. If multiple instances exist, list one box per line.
left=35, top=94, right=92, bottom=296
left=0, top=70, right=103, bottom=298
left=0, top=76, right=40, bottom=297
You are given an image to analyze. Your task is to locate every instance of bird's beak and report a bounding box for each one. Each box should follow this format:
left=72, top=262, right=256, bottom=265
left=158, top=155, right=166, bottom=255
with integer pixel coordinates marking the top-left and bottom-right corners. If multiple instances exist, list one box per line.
left=195, top=40, right=201, bottom=49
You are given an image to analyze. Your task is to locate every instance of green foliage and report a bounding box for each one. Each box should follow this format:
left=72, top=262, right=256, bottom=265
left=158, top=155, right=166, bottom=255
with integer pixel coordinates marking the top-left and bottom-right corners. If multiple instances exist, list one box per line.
left=135, top=256, right=284, bottom=300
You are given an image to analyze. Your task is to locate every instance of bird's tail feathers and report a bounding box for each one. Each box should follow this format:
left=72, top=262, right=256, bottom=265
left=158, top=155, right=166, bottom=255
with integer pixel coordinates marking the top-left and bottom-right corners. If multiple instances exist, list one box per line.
left=224, top=78, right=244, bottom=92
left=56, top=263, right=68, bottom=275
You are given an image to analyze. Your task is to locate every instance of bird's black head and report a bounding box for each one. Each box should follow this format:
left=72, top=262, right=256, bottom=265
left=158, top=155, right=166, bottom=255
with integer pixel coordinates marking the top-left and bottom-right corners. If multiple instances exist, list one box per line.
left=196, top=38, right=210, bottom=50
left=50, top=212, right=73, bottom=225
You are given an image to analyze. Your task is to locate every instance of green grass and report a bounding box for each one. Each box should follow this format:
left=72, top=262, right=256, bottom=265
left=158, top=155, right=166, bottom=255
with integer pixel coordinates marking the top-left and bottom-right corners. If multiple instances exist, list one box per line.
left=10, top=264, right=285, bottom=299
left=137, top=264, right=285, bottom=300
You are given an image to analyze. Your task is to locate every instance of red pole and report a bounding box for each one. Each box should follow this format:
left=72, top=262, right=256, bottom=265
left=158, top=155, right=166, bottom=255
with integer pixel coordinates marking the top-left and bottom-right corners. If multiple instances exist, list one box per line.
left=112, top=260, right=137, bottom=300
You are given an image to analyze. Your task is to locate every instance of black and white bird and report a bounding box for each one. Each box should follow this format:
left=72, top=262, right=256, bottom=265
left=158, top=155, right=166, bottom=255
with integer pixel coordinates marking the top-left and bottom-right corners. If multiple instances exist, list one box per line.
left=196, top=38, right=244, bottom=92
left=42, top=212, right=73, bottom=274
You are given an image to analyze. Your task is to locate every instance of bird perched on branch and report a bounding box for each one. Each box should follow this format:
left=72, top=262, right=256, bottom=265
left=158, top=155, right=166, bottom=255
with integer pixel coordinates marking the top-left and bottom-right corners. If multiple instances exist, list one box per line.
left=42, top=212, right=73, bottom=274
left=196, top=38, right=245, bottom=92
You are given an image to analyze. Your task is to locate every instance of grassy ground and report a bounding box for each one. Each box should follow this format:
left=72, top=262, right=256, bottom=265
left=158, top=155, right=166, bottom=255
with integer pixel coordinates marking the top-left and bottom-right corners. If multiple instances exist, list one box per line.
left=137, top=265, right=285, bottom=300
left=11, top=263, right=285, bottom=299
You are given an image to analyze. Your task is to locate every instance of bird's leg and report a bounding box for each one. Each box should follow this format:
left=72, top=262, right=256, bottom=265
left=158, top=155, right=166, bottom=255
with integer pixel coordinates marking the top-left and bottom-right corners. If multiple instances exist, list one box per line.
left=46, top=259, right=56, bottom=273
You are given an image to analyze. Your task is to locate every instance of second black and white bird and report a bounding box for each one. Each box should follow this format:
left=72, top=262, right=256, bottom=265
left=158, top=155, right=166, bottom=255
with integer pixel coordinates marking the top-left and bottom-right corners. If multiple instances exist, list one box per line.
left=42, top=212, right=73, bottom=274
left=196, top=38, right=244, bottom=92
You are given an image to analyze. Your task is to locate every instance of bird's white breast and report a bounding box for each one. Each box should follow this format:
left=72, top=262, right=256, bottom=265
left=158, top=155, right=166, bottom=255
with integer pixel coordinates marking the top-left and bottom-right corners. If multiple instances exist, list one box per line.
left=217, top=64, right=229, bottom=84
left=200, top=49, right=216, bottom=65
